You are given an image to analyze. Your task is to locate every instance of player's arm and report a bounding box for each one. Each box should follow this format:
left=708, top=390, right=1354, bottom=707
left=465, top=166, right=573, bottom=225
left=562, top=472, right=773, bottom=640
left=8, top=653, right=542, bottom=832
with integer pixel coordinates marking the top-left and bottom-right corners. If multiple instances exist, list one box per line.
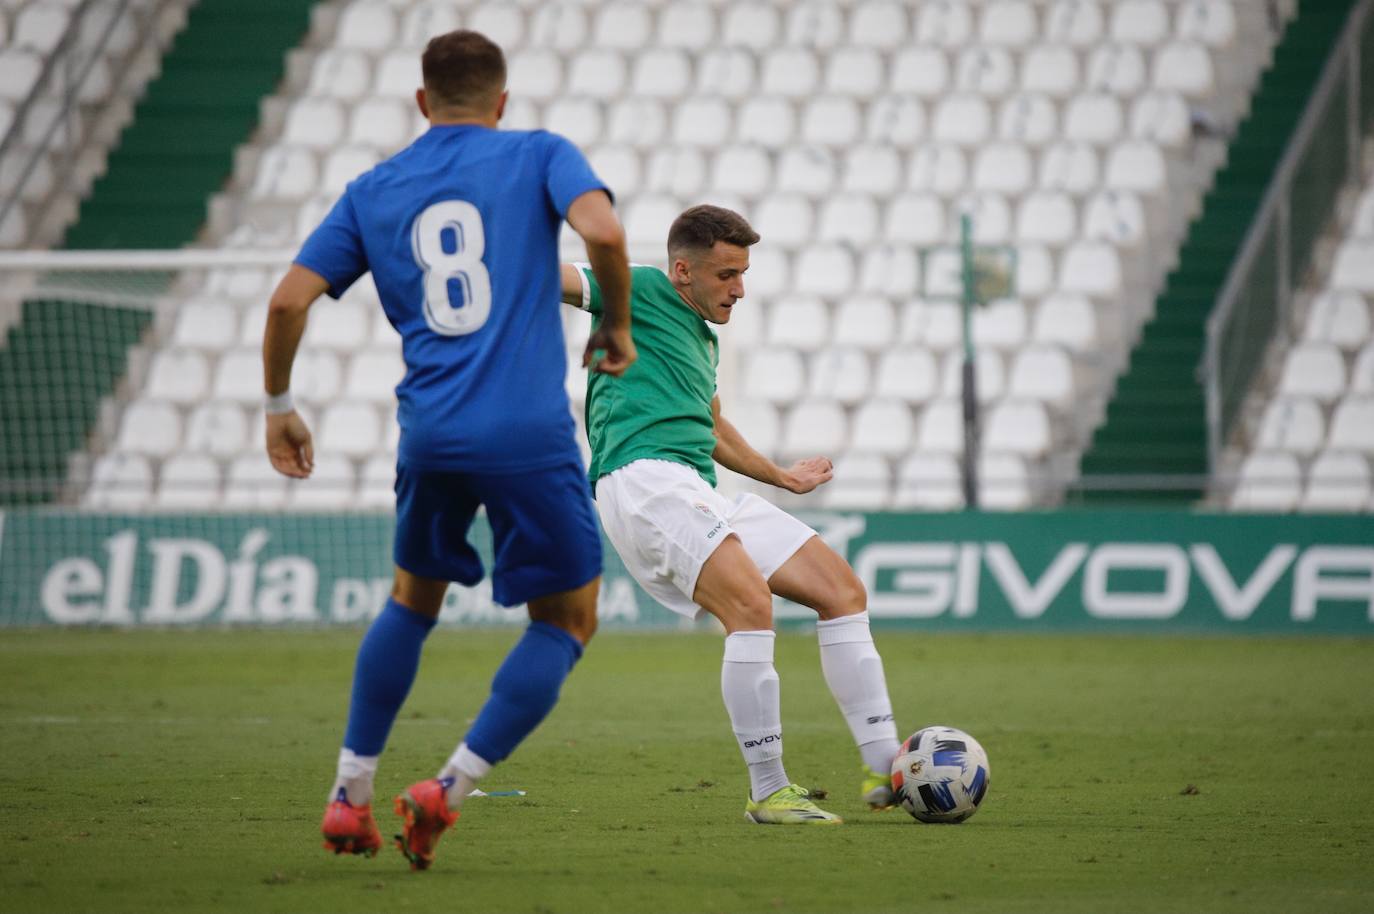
left=261, top=264, right=330, bottom=478
left=566, top=189, right=636, bottom=376
left=711, top=395, right=833, bottom=495
left=560, top=263, right=585, bottom=306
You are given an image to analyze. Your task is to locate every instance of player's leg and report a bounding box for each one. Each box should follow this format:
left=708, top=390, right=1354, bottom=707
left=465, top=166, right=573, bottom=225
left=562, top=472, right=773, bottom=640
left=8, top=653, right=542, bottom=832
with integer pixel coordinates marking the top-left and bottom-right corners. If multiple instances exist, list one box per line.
left=322, top=568, right=448, bottom=856
left=766, top=536, right=901, bottom=808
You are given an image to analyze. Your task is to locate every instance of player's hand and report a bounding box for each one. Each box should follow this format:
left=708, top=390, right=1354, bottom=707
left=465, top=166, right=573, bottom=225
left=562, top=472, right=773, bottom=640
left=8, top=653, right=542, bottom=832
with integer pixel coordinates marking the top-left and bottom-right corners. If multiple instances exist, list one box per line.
left=781, top=457, right=833, bottom=494
left=265, top=411, right=314, bottom=478
left=584, top=324, right=637, bottom=377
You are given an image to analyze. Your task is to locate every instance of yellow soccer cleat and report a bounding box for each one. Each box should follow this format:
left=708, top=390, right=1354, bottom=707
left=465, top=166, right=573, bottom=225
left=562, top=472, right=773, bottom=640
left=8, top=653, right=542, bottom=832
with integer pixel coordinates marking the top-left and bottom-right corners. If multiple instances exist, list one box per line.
left=744, top=784, right=843, bottom=825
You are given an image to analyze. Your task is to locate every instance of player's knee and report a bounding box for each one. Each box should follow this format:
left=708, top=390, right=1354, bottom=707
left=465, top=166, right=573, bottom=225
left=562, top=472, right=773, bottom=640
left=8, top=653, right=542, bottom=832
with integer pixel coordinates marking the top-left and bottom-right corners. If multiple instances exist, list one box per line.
left=733, top=581, right=774, bottom=632
left=835, top=569, right=867, bottom=617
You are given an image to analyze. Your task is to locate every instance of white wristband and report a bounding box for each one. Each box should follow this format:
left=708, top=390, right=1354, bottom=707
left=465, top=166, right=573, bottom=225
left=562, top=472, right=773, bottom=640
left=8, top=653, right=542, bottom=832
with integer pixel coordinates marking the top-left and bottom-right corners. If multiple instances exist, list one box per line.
left=264, top=390, right=295, bottom=415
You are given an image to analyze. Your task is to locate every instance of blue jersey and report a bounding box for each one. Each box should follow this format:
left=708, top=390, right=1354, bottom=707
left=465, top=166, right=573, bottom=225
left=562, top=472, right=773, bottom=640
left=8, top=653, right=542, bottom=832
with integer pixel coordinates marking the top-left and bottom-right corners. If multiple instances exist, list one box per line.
left=294, top=125, right=607, bottom=473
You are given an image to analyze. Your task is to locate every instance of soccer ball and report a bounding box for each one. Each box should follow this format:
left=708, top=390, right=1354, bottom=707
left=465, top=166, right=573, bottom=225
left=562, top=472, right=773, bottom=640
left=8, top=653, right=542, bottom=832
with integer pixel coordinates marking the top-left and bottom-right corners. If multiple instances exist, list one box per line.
left=890, top=726, right=990, bottom=823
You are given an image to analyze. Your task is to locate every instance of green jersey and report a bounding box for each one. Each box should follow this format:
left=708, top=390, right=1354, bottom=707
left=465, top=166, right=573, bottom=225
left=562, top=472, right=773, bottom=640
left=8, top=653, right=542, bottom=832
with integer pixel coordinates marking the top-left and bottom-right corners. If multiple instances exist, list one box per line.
left=575, top=263, right=719, bottom=486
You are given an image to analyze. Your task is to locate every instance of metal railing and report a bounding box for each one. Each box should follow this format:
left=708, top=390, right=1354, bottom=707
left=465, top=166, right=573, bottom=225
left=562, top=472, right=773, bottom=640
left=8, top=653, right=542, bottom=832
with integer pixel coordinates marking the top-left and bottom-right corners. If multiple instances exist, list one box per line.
left=1201, top=0, right=1374, bottom=474
left=0, top=0, right=179, bottom=249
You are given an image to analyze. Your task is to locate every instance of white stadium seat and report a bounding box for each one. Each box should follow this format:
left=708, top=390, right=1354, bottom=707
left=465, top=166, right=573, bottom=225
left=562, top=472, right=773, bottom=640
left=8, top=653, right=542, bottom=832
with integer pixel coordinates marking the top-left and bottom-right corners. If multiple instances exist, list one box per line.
left=955, top=47, right=1015, bottom=97
left=1352, top=344, right=1374, bottom=394
left=1045, top=0, right=1105, bottom=47
left=1111, top=0, right=1170, bottom=45
left=1008, top=346, right=1075, bottom=407
left=932, top=94, right=991, bottom=146
left=915, top=1, right=972, bottom=48
left=1131, top=91, right=1192, bottom=148
left=857, top=245, right=921, bottom=298
left=568, top=49, right=626, bottom=98
left=659, top=2, right=715, bottom=51
left=822, top=454, right=892, bottom=510
left=834, top=295, right=897, bottom=350
left=593, top=2, right=651, bottom=48
left=851, top=400, right=914, bottom=455
left=184, top=403, right=249, bottom=456
left=890, top=46, right=949, bottom=98
left=767, top=296, right=829, bottom=350
left=212, top=348, right=264, bottom=403
left=607, top=99, right=668, bottom=147
left=1016, top=246, right=1058, bottom=300
left=624, top=195, right=680, bottom=248
left=1060, top=242, right=1123, bottom=297
left=85, top=453, right=153, bottom=511
left=156, top=455, right=220, bottom=510
left=1086, top=45, right=1148, bottom=96
left=885, top=193, right=946, bottom=246
left=631, top=49, right=691, bottom=97
left=817, top=195, right=879, bottom=245
left=1231, top=452, right=1301, bottom=512
left=468, top=4, right=524, bottom=48
left=321, top=147, right=379, bottom=195
left=1332, top=241, right=1374, bottom=291
left=998, top=93, right=1059, bottom=146
left=784, top=1, right=845, bottom=50
left=1084, top=190, right=1148, bottom=248
left=745, top=247, right=789, bottom=299
left=1033, top=294, right=1099, bottom=352
left=544, top=98, right=602, bottom=147
left=808, top=348, right=872, bottom=405
left=0, top=50, right=41, bottom=101
left=710, top=146, right=770, bottom=198
left=1301, top=451, right=1372, bottom=513
left=171, top=300, right=238, bottom=352
left=781, top=401, right=848, bottom=456
left=1328, top=398, right=1374, bottom=453
left=729, top=399, right=780, bottom=457
left=902, top=300, right=962, bottom=351
left=643, top=149, right=703, bottom=197
left=916, top=399, right=964, bottom=453
left=349, top=99, right=411, bottom=151
left=722, top=3, right=781, bottom=50
left=1021, top=45, right=1078, bottom=98
left=850, top=0, right=909, bottom=50
left=744, top=349, right=806, bottom=404
left=1040, top=142, right=1101, bottom=195
left=116, top=400, right=181, bottom=457
left=672, top=98, right=731, bottom=147
left=972, top=143, right=1033, bottom=195
left=1253, top=398, right=1324, bottom=458
left=874, top=347, right=939, bottom=403
left=507, top=50, right=563, bottom=102
left=400, top=3, right=464, bottom=49
left=826, top=47, right=884, bottom=96
left=1065, top=94, right=1124, bottom=145
left=974, top=299, right=1029, bottom=351
left=1153, top=41, right=1215, bottom=98
left=308, top=50, right=372, bottom=101
left=1016, top=192, right=1078, bottom=245
left=336, top=3, right=397, bottom=51
left=1304, top=290, right=1371, bottom=350
left=590, top=146, right=642, bottom=198
left=984, top=400, right=1052, bottom=457
left=894, top=453, right=964, bottom=510
left=303, top=300, right=370, bottom=350
left=15, top=2, right=70, bottom=52
left=292, top=350, right=344, bottom=405
left=223, top=455, right=288, bottom=510
left=1105, top=141, right=1167, bottom=195
left=761, top=48, right=821, bottom=98
left=754, top=194, right=813, bottom=249
left=737, top=97, right=796, bottom=148
left=319, top=402, right=382, bottom=456
left=359, top=454, right=397, bottom=509
left=940, top=350, right=1005, bottom=401
left=962, top=193, right=1013, bottom=245
left=980, top=0, right=1037, bottom=47
left=1276, top=344, right=1347, bottom=403
left=794, top=244, right=855, bottom=297
left=147, top=350, right=210, bottom=404
left=843, top=145, right=903, bottom=195
left=906, top=145, right=966, bottom=198
left=287, top=454, right=356, bottom=510
left=345, top=351, right=405, bottom=402
left=979, top=453, right=1033, bottom=510
left=1177, top=0, right=1238, bottom=47
left=251, top=146, right=318, bottom=201
left=696, top=48, right=755, bottom=100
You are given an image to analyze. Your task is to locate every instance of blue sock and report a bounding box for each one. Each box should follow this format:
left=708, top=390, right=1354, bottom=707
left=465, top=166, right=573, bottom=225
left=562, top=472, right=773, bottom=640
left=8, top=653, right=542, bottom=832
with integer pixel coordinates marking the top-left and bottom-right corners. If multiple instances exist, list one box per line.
left=463, top=622, right=584, bottom=765
left=343, top=598, right=437, bottom=756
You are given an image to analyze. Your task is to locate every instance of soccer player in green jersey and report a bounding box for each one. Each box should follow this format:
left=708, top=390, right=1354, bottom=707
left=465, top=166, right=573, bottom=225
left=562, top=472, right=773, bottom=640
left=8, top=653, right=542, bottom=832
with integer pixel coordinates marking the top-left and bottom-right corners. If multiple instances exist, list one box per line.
left=560, top=205, right=901, bottom=825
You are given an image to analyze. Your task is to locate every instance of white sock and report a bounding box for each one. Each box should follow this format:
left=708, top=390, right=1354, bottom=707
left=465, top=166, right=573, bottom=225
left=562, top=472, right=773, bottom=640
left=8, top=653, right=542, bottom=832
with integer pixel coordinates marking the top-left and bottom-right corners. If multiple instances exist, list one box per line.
left=331, top=748, right=378, bottom=807
left=721, top=630, right=790, bottom=802
left=436, top=742, right=493, bottom=814
left=817, top=611, right=900, bottom=775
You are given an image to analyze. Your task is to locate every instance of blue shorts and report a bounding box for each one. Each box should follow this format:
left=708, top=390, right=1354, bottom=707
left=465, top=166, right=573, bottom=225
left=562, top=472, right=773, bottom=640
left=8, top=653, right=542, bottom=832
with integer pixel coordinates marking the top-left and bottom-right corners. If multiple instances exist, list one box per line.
left=393, top=457, right=602, bottom=607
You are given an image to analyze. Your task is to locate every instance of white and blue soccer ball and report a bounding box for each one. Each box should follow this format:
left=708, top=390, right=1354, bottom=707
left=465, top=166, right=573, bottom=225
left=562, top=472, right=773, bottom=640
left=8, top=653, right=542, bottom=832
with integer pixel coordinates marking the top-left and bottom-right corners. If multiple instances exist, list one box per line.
left=890, top=726, right=990, bottom=823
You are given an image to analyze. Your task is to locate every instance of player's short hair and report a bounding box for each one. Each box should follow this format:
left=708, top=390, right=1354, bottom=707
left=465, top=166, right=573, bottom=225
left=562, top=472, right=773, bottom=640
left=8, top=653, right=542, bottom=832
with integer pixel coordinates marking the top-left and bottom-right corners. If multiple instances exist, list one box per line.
left=421, top=30, right=507, bottom=110
left=667, top=205, right=761, bottom=259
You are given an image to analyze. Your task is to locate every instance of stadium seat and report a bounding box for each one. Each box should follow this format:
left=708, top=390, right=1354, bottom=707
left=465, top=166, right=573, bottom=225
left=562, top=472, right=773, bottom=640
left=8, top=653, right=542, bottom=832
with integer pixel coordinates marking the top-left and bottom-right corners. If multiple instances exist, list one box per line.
left=1086, top=44, right=1148, bottom=96
left=1254, top=398, right=1325, bottom=457
left=997, top=93, right=1059, bottom=146
left=932, top=94, right=991, bottom=146
left=851, top=400, right=915, bottom=455
left=710, top=146, right=771, bottom=198
left=14, top=1, right=68, bottom=52
left=1008, top=346, right=1075, bottom=407
left=903, top=300, right=962, bottom=351
left=939, top=350, right=1006, bottom=401
left=643, top=148, right=705, bottom=197
left=821, top=294, right=892, bottom=352
left=821, top=454, right=892, bottom=510
left=1064, top=94, right=1124, bottom=145
left=1153, top=41, right=1215, bottom=98
left=85, top=453, right=153, bottom=511
left=1039, top=142, right=1101, bottom=195
left=507, top=50, right=562, bottom=102
left=890, top=46, right=949, bottom=98
left=1045, top=0, right=1105, bottom=47
left=885, top=193, right=946, bottom=246
left=955, top=47, right=1015, bottom=97
left=1301, top=451, right=1372, bottom=513
left=1016, top=191, right=1078, bottom=245
left=544, top=97, right=602, bottom=147
left=212, top=348, right=264, bottom=404
left=801, top=96, right=861, bottom=146
left=170, top=301, right=238, bottom=352
left=631, top=49, right=691, bottom=97
left=116, top=400, right=181, bottom=457
left=321, top=147, right=379, bottom=195
left=358, top=454, right=397, bottom=509
left=972, top=143, right=1033, bottom=195
left=590, top=146, right=642, bottom=198
left=744, top=348, right=806, bottom=403
left=1329, top=398, right=1374, bottom=453
left=372, top=51, right=420, bottom=99
left=842, top=145, right=903, bottom=195
left=468, top=3, right=524, bottom=48
left=984, top=400, right=1052, bottom=456
left=916, top=399, right=965, bottom=453
left=251, top=146, right=318, bottom=201
left=336, top=3, right=397, bottom=51
left=1083, top=190, right=1148, bottom=248
left=223, top=455, right=288, bottom=510
left=1351, top=344, right=1374, bottom=394
left=624, top=195, right=680, bottom=248
left=979, top=452, right=1033, bottom=509
left=762, top=48, right=821, bottom=98
left=754, top=194, right=813, bottom=249
left=826, top=46, right=884, bottom=96
left=746, top=247, right=789, bottom=298
left=1110, top=0, right=1170, bottom=45
left=1332, top=241, right=1374, bottom=291
left=287, top=454, right=356, bottom=510
left=156, top=455, right=220, bottom=510
left=1276, top=344, right=1347, bottom=403
left=1231, top=451, right=1301, bottom=512
left=1177, top=0, right=1238, bottom=47
left=593, top=1, right=651, bottom=48
left=874, top=347, right=939, bottom=403
left=973, top=299, right=1028, bottom=350
left=980, top=0, right=1037, bottom=47
left=1060, top=242, right=1123, bottom=297
left=962, top=193, right=1013, bottom=245
left=1130, top=91, right=1192, bottom=148
left=780, top=401, right=848, bottom=456
left=292, top=350, right=344, bottom=405
left=1033, top=294, right=1100, bottom=351
left=914, top=1, right=972, bottom=47
left=606, top=98, right=668, bottom=147
left=1304, top=290, right=1371, bottom=350
left=146, top=350, right=210, bottom=404
left=858, top=245, right=921, bottom=298
left=808, top=348, right=871, bottom=405
left=767, top=296, right=829, bottom=350
left=1016, top=246, right=1058, bottom=300
left=1021, top=45, right=1078, bottom=98
left=184, top=403, right=249, bottom=456
left=894, top=453, right=964, bottom=509
left=319, top=402, right=382, bottom=457
left=695, top=48, right=755, bottom=100
left=348, top=99, right=411, bottom=151
left=1105, top=141, right=1167, bottom=195
left=659, top=2, right=715, bottom=51
left=400, top=3, right=464, bottom=49
left=817, top=195, right=879, bottom=245
left=568, top=49, right=626, bottom=98
left=303, top=301, right=369, bottom=350
left=722, top=2, right=781, bottom=49
left=727, top=398, right=780, bottom=455
left=906, top=144, right=967, bottom=197
left=307, top=50, right=372, bottom=101
left=794, top=244, right=855, bottom=297
left=0, top=49, right=41, bottom=101
left=736, top=96, right=796, bottom=147
left=851, top=0, right=909, bottom=49
left=345, top=350, right=404, bottom=402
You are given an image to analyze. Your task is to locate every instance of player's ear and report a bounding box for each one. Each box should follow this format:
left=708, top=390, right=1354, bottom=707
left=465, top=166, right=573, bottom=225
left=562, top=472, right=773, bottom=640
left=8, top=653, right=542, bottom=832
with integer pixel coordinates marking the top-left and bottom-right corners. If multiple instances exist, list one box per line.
left=495, top=90, right=508, bottom=122
left=415, top=88, right=430, bottom=120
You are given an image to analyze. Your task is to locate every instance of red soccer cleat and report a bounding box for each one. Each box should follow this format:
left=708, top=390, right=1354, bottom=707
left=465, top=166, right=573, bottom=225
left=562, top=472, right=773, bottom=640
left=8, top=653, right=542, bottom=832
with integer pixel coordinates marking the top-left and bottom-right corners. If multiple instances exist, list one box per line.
left=393, top=778, right=459, bottom=871
left=321, top=788, right=382, bottom=857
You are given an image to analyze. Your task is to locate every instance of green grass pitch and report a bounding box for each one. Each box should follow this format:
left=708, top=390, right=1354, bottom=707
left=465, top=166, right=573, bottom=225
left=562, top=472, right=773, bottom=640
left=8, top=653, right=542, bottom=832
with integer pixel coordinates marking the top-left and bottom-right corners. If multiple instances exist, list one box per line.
left=1, top=628, right=1371, bottom=914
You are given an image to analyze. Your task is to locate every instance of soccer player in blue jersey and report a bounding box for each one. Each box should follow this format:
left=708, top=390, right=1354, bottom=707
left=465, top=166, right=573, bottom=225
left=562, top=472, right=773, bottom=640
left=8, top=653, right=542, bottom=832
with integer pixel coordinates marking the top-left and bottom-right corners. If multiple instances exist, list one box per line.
left=260, top=30, right=633, bottom=870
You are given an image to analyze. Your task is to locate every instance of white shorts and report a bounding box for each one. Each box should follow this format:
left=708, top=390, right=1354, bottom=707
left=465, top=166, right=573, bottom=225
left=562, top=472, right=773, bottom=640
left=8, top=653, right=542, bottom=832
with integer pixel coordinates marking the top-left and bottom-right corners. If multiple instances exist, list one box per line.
left=594, top=459, right=817, bottom=619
